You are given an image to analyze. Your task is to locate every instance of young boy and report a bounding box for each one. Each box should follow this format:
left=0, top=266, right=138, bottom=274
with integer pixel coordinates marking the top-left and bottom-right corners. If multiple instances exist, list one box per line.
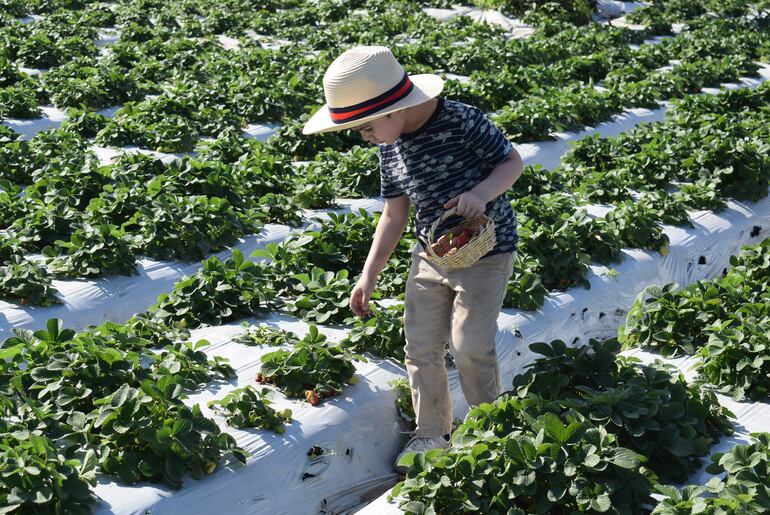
left=303, top=46, right=523, bottom=473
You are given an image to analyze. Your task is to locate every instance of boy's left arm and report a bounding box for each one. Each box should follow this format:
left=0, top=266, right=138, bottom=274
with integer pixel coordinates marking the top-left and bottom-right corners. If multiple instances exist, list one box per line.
left=444, top=147, right=524, bottom=219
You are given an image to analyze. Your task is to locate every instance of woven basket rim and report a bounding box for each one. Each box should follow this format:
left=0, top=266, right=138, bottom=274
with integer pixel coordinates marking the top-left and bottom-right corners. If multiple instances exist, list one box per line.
left=425, top=207, right=496, bottom=269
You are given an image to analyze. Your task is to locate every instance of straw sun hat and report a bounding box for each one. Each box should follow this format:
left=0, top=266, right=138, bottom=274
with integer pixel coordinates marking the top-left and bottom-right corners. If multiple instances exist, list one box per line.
left=302, top=46, right=444, bottom=135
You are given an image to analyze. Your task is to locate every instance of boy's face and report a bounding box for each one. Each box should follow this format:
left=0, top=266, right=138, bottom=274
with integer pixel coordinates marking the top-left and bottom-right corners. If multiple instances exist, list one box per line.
left=351, top=111, right=405, bottom=145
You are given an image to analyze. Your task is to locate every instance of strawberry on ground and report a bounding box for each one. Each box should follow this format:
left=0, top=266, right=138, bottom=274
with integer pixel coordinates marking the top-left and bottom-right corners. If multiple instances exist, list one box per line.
left=305, top=390, right=320, bottom=405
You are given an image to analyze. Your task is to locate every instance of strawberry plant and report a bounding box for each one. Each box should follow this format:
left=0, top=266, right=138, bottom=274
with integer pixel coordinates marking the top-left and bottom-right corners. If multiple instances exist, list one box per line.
left=9, top=319, right=221, bottom=415
left=40, top=55, right=144, bottom=110
left=59, top=107, right=110, bottom=139
left=604, top=201, right=670, bottom=254
left=560, top=74, right=770, bottom=208
left=0, top=186, right=23, bottom=230
left=0, top=129, right=36, bottom=185
left=85, top=378, right=248, bottom=489
left=673, top=178, right=726, bottom=213
left=10, top=199, right=83, bottom=252
left=0, top=80, right=42, bottom=119
left=341, top=303, right=406, bottom=361
left=284, top=267, right=356, bottom=325
left=303, top=146, right=381, bottom=199
left=91, top=313, right=190, bottom=350
left=250, top=242, right=310, bottom=293
left=511, top=338, right=733, bottom=482
left=258, top=325, right=364, bottom=401
left=151, top=158, right=266, bottom=213
left=15, top=29, right=96, bottom=70
left=148, top=249, right=280, bottom=330
left=95, top=99, right=199, bottom=153
left=513, top=193, right=624, bottom=266
left=509, top=165, right=566, bottom=198
left=19, top=332, right=144, bottom=418
left=518, top=219, right=593, bottom=291
left=106, top=153, right=168, bottom=186
left=730, top=237, right=770, bottom=284
left=389, top=378, right=415, bottom=428
left=147, top=340, right=236, bottom=392
left=160, top=86, right=245, bottom=136
left=391, top=407, right=655, bottom=513
left=619, top=238, right=770, bottom=400
left=0, top=426, right=97, bottom=514
left=208, top=386, right=292, bottom=433
left=494, top=83, right=623, bottom=142
left=652, top=433, right=770, bottom=514
left=376, top=253, right=412, bottom=299
left=283, top=209, right=380, bottom=274
left=0, top=255, right=60, bottom=307
left=699, top=317, right=770, bottom=401
left=503, top=256, right=548, bottom=311
left=43, top=223, right=138, bottom=278
left=125, top=194, right=259, bottom=262
left=252, top=192, right=304, bottom=227
left=619, top=281, right=738, bottom=357
left=291, top=166, right=338, bottom=209
left=633, top=190, right=693, bottom=228
left=264, top=116, right=359, bottom=161
left=0, top=1, right=25, bottom=20
left=261, top=209, right=416, bottom=292
left=26, top=157, right=111, bottom=213
left=233, top=323, right=300, bottom=347
left=194, top=127, right=262, bottom=164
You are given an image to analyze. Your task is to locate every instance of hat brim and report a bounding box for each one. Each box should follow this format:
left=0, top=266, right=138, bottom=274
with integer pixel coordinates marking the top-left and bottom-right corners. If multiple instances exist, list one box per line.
left=302, top=74, right=445, bottom=135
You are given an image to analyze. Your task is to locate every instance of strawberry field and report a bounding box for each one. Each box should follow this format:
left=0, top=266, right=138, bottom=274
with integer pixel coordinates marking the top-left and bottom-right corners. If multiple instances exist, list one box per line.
left=1, top=0, right=770, bottom=513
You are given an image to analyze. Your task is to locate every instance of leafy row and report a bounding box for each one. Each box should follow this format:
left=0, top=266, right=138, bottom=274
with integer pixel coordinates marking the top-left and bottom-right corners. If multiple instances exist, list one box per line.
left=653, top=432, right=770, bottom=515
left=0, top=317, right=250, bottom=511
left=389, top=337, right=735, bottom=512
left=619, top=237, right=770, bottom=401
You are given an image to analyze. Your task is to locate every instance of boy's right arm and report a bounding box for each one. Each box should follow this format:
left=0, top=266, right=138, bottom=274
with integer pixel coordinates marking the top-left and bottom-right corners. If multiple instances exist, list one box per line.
left=350, top=194, right=411, bottom=317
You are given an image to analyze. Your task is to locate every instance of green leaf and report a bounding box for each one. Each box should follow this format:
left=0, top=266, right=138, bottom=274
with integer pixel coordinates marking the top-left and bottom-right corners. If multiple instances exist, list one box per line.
left=606, top=447, right=640, bottom=469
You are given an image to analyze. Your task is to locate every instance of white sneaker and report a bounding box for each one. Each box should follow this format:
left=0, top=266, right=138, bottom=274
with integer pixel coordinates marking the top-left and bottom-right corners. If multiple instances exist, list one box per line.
left=393, top=434, right=450, bottom=474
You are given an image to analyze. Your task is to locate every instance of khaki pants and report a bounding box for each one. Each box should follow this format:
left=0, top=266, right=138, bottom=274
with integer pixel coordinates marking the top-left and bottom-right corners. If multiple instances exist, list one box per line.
left=403, top=245, right=515, bottom=437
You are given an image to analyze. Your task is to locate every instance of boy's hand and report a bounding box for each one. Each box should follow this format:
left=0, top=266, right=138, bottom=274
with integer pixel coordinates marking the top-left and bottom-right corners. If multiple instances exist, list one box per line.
left=350, top=275, right=377, bottom=318
left=444, top=191, right=486, bottom=220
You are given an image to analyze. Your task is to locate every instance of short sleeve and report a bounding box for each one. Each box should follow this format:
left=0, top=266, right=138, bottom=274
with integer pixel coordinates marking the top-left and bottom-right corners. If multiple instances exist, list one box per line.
left=379, top=149, right=405, bottom=198
left=461, top=106, right=514, bottom=168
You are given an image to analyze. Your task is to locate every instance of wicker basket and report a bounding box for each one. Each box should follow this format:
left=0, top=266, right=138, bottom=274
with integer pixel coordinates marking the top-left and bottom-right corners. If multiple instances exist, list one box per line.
left=425, top=207, right=496, bottom=270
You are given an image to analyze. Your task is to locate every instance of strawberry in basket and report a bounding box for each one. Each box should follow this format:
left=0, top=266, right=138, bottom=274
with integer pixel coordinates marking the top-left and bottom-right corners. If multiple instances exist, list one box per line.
left=431, top=226, right=479, bottom=257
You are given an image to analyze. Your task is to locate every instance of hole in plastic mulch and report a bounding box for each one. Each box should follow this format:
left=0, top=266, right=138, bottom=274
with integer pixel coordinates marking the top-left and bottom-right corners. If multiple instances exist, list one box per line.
left=750, top=225, right=761, bottom=237
left=698, top=255, right=706, bottom=265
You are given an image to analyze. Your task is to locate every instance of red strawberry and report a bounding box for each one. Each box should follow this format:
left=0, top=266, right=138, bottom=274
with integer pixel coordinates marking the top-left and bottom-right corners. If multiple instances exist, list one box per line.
left=431, top=233, right=453, bottom=257
left=451, top=232, right=470, bottom=248
left=320, top=388, right=339, bottom=398
left=305, top=390, right=320, bottom=405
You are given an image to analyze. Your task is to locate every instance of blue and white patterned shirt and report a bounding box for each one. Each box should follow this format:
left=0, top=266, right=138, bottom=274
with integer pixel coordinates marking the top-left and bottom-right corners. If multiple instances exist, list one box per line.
left=379, top=97, right=518, bottom=257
